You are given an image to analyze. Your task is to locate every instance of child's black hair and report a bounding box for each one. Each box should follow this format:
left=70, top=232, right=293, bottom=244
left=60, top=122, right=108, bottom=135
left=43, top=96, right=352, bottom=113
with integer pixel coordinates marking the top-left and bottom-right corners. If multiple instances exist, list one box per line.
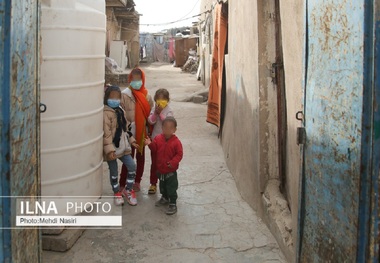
left=131, top=68, right=142, bottom=76
left=104, top=85, right=121, bottom=105
left=154, top=88, right=170, bottom=101
left=162, top=116, right=177, bottom=128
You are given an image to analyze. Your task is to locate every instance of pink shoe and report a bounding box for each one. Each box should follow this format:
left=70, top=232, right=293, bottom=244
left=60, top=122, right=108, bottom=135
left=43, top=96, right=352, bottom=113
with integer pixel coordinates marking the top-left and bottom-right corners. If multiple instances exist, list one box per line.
left=122, top=188, right=137, bottom=206
left=114, top=192, right=124, bottom=206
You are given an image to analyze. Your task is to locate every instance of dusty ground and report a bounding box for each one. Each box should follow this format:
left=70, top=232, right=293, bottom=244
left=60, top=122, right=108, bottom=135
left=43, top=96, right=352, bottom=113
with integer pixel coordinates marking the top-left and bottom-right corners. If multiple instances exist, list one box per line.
left=43, top=63, right=286, bottom=263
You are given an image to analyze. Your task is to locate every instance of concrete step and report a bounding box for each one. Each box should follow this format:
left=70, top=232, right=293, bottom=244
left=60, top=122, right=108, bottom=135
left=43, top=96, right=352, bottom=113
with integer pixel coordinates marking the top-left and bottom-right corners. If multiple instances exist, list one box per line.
left=42, top=227, right=65, bottom=235
left=42, top=228, right=85, bottom=252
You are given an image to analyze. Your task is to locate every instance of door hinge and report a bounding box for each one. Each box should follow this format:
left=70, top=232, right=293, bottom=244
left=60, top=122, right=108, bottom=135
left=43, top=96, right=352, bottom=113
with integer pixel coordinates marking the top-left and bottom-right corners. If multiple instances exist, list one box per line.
left=271, top=62, right=283, bottom=83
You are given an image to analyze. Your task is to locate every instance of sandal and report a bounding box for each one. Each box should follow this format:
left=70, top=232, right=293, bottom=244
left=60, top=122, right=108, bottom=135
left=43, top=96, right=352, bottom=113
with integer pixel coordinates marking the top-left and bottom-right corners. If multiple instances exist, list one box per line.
left=148, top=185, right=157, bottom=194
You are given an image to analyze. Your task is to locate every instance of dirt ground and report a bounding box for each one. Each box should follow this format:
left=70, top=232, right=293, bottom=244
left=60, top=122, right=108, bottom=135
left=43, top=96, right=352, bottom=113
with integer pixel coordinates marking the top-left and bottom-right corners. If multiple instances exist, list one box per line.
left=42, top=63, right=286, bottom=263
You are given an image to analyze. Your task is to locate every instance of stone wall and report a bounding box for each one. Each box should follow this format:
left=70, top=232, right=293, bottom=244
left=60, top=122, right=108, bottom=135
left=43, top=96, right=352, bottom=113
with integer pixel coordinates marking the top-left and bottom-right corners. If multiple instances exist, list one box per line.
left=106, top=7, right=121, bottom=55
left=121, top=19, right=140, bottom=68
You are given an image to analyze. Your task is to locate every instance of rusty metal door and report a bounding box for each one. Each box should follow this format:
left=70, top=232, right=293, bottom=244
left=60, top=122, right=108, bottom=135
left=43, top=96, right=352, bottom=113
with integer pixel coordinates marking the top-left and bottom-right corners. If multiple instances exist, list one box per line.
left=175, top=39, right=185, bottom=67
left=0, top=0, right=41, bottom=262
left=298, top=0, right=379, bottom=262
left=298, top=0, right=380, bottom=262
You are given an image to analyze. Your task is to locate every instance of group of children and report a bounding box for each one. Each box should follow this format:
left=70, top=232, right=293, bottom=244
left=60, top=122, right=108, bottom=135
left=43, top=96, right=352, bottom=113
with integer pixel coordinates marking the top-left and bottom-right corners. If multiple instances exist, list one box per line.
left=103, top=68, right=183, bottom=215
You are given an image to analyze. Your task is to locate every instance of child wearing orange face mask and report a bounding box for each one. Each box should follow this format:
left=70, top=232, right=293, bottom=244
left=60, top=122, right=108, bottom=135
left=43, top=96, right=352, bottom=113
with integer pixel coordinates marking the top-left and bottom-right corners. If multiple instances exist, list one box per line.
left=147, top=89, right=173, bottom=194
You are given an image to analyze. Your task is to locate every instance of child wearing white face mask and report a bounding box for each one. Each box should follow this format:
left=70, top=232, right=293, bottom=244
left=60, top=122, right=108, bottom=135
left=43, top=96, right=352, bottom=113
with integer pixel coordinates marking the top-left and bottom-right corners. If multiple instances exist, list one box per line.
left=147, top=89, right=174, bottom=194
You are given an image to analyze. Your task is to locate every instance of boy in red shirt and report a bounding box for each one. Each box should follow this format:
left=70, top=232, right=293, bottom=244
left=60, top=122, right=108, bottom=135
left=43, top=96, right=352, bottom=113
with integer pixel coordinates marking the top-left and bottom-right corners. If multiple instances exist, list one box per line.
left=145, top=117, right=183, bottom=215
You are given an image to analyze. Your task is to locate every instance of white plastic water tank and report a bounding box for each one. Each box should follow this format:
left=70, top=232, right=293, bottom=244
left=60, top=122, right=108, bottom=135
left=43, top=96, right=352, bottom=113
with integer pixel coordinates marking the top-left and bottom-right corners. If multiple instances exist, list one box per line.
left=40, top=0, right=105, bottom=209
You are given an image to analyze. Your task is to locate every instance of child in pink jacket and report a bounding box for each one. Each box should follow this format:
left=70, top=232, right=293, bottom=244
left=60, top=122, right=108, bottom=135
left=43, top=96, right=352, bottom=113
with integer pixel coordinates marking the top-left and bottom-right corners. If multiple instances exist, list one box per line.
left=147, top=89, right=174, bottom=194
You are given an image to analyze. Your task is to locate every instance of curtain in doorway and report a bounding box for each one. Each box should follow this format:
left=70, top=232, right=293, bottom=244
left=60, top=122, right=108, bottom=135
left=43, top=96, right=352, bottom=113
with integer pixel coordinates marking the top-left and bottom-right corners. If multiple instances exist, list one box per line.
left=153, top=39, right=165, bottom=62
left=168, top=38, right=175, bottom=62
left=207, top=3, right=228, bottom=127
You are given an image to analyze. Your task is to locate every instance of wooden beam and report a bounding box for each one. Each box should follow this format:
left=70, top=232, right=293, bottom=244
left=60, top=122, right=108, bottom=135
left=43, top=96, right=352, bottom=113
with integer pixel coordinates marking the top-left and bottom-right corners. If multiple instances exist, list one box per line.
left=114, top=9, right=140, bottom=20
left=105, top=0, right=127, bottom=8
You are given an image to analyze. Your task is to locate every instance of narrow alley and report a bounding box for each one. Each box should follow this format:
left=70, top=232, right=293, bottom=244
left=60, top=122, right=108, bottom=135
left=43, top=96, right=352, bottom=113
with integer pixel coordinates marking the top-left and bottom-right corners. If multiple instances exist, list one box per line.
left=2, top=0, right=380, bottom=261
left=42, top=63, right=286, bottom=263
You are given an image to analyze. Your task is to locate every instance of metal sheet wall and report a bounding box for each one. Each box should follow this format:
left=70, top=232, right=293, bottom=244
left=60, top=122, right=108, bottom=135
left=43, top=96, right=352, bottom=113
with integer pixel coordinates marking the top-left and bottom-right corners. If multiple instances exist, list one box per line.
left=0, top=0, right=40, bottom=262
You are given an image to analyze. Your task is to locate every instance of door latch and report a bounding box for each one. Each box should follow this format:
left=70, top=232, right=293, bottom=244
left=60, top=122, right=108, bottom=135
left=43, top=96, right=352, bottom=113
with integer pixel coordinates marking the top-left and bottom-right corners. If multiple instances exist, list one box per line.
left=297, top=127, right=306, bottom=145
left=296, top=111, right=305, bottom=145
left=40, top=103, right=47, bottom=113
left=296, top=111, right=304, bottom=121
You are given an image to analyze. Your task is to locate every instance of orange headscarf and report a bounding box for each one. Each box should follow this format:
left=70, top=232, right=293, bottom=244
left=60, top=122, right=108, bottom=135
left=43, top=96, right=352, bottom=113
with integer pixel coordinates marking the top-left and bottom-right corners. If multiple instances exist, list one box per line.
left=128, top=67, right=152, bottom=153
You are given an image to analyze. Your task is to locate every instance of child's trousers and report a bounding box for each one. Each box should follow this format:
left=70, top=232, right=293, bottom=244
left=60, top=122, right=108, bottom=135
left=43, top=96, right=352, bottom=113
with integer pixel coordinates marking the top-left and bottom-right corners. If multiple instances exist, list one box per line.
left=158, top=172, right=178, bottom=205
left=149, top=149, right=159, bottom=185
left=107, top=154, right=136, bottom=193
left=119, top=147, right=145, bottom=187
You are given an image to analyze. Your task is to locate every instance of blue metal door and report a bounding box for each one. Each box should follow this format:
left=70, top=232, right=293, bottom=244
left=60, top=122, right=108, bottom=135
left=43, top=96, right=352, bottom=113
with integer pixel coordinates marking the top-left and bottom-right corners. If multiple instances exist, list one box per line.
left=298, top=0, right=379, bottom=261
left=0, top=0, right=40, bottom=262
